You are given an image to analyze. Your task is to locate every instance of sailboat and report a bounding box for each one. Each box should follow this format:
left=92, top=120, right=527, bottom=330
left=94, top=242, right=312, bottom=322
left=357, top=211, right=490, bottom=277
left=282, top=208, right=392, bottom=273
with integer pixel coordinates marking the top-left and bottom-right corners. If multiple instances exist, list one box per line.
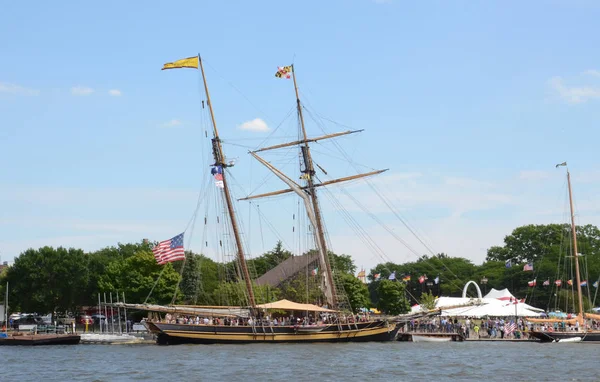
left=528, top=164, right=600, bottom=343
left=134, top=56, right=399, bottom=344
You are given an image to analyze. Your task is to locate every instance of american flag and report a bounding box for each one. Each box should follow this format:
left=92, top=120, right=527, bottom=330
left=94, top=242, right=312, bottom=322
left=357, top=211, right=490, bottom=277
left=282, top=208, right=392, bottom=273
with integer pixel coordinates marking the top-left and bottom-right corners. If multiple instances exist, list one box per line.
left=152, top=233, right=185, bottom=264
left=523, top=263, right=534, bottom=272
left=504, top=320, right=517, bottom=335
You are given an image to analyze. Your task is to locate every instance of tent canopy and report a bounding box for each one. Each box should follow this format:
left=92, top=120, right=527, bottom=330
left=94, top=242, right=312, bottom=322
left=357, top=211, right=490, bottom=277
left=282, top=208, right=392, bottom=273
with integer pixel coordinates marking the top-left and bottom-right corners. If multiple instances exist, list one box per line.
left=409, top=287, right=544, bottom=318
left=484, top=288, right=516, bottom=301
left=255, top=299, right=336, bottom=312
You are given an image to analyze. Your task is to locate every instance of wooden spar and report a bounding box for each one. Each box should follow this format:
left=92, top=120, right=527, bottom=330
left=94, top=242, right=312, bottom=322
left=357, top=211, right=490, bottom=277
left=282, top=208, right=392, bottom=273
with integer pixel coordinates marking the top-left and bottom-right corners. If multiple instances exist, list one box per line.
left=239, top=169, right=389, bottom=201
left=198, top=56, right=256, bottom=308
left=252, top=130, right=363, bottom=153
left=567, top=169, right=584, bottom=317
left=291, top=65, right=338, bottom=308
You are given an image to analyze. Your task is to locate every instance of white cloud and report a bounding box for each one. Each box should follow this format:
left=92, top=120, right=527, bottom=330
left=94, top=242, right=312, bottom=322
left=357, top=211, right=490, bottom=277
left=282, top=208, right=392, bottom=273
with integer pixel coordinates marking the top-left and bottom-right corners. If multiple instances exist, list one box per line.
left=108, top=89, right=122, bottom=96
left=548, top=76, right=600, bottom=104
left=583, top=69, right=600, bottom=78
left=519, top=170, right=550, bottom=181
left=0, top=82, right=40, bottom=96
left=71, top=86, right=94, bottom=96
left=238, top=118, right=270, bottom=132
left=161, top=119, right=182, bottom=128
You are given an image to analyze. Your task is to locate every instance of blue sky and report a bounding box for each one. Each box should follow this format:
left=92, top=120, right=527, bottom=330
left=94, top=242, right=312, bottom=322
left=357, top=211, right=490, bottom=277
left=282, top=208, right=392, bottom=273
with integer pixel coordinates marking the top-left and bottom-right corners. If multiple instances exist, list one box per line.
left=1, top=0, right=600, bottom=270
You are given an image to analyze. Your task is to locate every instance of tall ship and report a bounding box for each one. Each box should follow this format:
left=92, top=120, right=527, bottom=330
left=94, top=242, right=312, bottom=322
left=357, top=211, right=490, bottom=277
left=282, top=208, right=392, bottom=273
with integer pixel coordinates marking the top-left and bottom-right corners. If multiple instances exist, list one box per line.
left=126, top=56, right=398, bottom=344
left=528, top=164, right=600, bottom=342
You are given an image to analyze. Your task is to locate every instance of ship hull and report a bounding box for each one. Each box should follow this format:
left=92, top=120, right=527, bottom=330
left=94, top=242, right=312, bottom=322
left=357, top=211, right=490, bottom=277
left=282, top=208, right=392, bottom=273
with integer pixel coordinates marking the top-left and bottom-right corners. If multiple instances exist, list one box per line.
left=146, top=321, right=398, bottom=345
left=529, top=330, right=600, bottom=343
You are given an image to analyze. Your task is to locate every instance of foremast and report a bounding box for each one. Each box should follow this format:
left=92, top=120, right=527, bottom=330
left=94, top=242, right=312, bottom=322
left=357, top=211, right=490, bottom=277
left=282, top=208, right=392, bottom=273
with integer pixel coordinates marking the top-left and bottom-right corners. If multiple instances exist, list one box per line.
left=565, top=166, right=584, bottom=319
left=198, top=56, right=256, bottom=308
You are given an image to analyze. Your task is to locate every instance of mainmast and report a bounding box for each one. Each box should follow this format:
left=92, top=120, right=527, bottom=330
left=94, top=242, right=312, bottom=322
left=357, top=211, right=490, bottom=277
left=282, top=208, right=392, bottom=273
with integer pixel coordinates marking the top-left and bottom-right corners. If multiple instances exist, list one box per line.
left=566, top=167, right=584, bottom=318
left=290, top=65, right=338, bottom=308
left=198, top=57, right=256, bottom=308
left=244, top=64, right=387, bottom=309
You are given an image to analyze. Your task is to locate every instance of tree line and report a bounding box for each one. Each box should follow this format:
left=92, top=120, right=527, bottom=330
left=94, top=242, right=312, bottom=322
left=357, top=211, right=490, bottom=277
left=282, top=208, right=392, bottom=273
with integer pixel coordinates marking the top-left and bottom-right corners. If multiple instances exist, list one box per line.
left=1, top=223, right=599, bottom=316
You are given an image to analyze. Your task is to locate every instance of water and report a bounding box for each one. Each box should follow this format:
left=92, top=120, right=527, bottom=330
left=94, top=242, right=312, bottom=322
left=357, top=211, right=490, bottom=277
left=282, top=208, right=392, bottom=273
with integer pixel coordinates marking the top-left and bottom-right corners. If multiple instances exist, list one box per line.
left=3, top=342, right=599, bottom=381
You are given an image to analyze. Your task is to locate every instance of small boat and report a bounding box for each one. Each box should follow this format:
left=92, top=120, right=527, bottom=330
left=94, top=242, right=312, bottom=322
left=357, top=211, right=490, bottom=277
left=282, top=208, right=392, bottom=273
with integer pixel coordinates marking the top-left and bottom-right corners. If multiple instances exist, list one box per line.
left=555, top=337, right=582, bottom=343
left=80, top=333, right=144, bottom=344
left=0, top=283, right=80, bottom=346
left=0, top=333, right=80, bottom=346
left=411, top=334, right=452, bottom=343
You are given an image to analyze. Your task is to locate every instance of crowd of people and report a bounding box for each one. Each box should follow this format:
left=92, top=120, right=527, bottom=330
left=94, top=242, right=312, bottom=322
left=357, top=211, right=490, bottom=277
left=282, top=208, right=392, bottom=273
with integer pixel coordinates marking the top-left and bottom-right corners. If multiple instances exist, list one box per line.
left=405, top=316, right=600, bottom=339
left=157, top=312, right=374, bottom=327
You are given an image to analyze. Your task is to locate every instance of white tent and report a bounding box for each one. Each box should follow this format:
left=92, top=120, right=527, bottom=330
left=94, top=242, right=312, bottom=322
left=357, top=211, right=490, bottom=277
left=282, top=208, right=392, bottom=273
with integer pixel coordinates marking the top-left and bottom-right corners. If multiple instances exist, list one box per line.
left=410, top=286, right=543, bottom=317
left=484, top=288, right=516, bottom=301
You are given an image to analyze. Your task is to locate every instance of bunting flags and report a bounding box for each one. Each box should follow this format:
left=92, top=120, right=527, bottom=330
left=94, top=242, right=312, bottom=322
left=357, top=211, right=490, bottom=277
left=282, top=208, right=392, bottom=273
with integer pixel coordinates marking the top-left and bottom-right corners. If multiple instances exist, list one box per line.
left=555, top=280, right=562, bottom=287
left=152, top=233, right=185, bottom=264
left=543, top=279, right=550, bottom=286
left=528, top=279, right=537, bottom=287
left=505, top=259, right=512, bottom=268
left=523, top=263, right=534, bottom=272
left=162, top=56, right=199, bottom=70
left=275, top=66, right=292, bottom=79
left=580, top=280, right=588, bottom=287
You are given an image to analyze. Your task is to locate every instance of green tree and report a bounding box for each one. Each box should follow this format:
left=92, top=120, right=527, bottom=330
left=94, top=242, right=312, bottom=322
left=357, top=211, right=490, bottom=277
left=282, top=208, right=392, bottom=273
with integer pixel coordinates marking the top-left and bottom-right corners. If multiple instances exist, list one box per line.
left=277, top=272, right=323, bottom=305
left=419, top=290, right=437, bottom=311
left=98, top=250, right=181, bottom=305
left=212, top=282, right=279, bottom=306
left=376, top=279, right=410, bottom=315
left=331, top=253, right=356, bottom=275
left=2, top=247, right=90, bottom=313
left=338, top=273, right=370, bottom=312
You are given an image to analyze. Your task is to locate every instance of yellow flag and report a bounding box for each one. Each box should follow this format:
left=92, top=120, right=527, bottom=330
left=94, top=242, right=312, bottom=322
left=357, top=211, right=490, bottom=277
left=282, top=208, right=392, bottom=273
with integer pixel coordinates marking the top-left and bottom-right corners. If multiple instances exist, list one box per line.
left=162, top=56, right=199, bottom=70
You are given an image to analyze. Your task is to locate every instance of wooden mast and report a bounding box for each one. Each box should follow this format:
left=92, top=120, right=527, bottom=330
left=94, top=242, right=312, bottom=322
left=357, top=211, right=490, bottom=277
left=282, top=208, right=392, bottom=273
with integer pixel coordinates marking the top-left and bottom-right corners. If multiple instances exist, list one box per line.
left=198, top=56, right=256, bottom=308
left=566, top=168, right=584, bottom=318
left=291, top=65, right=338, bottom=308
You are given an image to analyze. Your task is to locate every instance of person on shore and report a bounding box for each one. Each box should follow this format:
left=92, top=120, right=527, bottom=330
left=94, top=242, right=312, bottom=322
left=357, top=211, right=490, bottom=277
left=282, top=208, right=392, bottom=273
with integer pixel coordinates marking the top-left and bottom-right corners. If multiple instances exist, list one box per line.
left=474, top=324, right=480, bottom=339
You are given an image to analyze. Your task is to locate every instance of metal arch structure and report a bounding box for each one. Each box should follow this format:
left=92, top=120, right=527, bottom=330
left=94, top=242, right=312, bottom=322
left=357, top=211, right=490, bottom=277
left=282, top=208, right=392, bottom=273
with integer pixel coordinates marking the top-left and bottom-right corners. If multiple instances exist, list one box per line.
left=462, top=281, right=483, bottom=299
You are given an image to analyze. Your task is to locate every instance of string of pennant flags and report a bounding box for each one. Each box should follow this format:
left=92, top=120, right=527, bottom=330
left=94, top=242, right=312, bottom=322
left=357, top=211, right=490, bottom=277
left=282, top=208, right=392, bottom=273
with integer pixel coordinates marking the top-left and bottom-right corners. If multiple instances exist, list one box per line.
left=505, top=258, right=599, bottom=288
left=371, top=272, right=440, bottom=284
left=527, top=278, right=598, bottom=288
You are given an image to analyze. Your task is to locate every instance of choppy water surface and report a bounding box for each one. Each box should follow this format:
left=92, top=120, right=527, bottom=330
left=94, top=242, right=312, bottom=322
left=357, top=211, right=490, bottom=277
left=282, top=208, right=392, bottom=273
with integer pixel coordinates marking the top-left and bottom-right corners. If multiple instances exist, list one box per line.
left=4, top=342, right=599, bottom=381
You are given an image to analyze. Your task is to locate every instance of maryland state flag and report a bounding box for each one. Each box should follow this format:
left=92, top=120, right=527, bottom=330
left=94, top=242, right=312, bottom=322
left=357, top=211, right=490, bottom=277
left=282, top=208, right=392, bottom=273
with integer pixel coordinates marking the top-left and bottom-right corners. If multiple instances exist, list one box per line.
left=162, top=56, right=199, bottom=70
left=275, top=66, right=292, bottom=79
